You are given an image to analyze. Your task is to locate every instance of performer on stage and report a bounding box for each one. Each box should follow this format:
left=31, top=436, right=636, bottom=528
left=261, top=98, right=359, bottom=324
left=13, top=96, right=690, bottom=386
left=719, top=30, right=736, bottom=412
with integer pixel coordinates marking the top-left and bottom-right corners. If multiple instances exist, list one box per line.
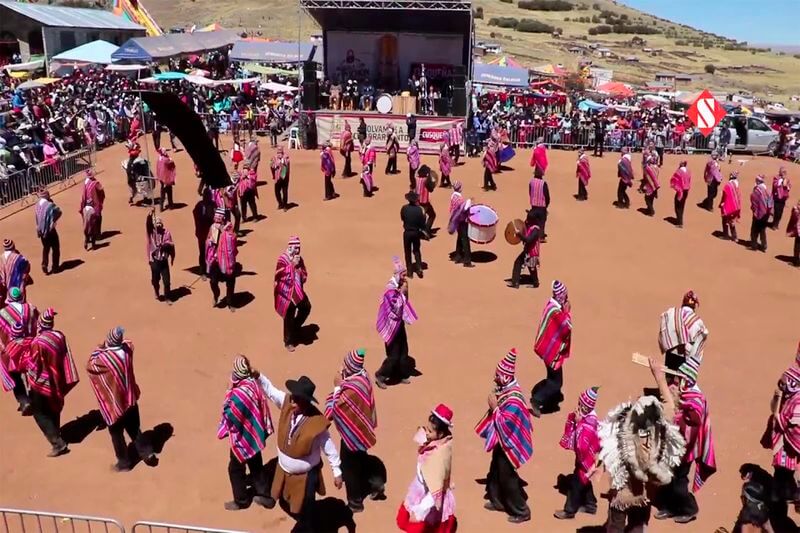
left=146, top=210, right=175, bottom=304
left=482, top=140, right=498, bottom=191
left=34, top=190, right=62, bottom=275
left=340, top=121, right=355, bottom=177
left=771, top=166, right=792, bottom=229
left=763, top=350, right=800, bottom=513
left=670, top=160, right=692, bottom=228
left=554, top=387, right=600, bottom=519
left=530, top=137, right=548, bottom=178
left=360, top=137, right=377, bottom=197
left=476, top=349, right=533, bottom=524
left=719, top=171, right=741, bottom=242
left=1, top=322, right=33, bottom=414
left=1, top=240, right=31, bottom=303
left=0, top=287, right=38, bottom=340
left=529, top=169, right=550, bottom=240
left=448, top=181, right=473, bottom=268
left=509, top=210, right=542, bottom=289
left=80, top=169, right=105, bottom=244
left=698, top=152, right=722, bottom=211
left=206, top=208, right=238, bottom=311
left=155, top=148, right=176, bottom=211
left=787, top=198, right=800, bottom=267
left=654, top=357, right=716, bottom=524
left=658, top=290, right=709, bottom=372
left=218, top=355, right=274, bottom=511
left=271, top=146, right=291, bottom=211
left=274, top=236, right=311, bottom=352
left=531, top=280, right=572, bottom=416
left=237, top=162, right=259, bottom=222
left=397, top=404, right=456, bottom=533
left=325, top=348, right=383, bottom=512
left=321, top=141, right=338, bottom=201
left=416, top=165, right=437, bottom=234
left=750, top=174, right=773, bottom=252
left=26, top=308, right=78, bottom=457
left=407, top=140, right=421, bottom=190
left=615, top=147, right=634, bottom=209
left=257, top=374, right=343, bottom=532
left=575, top=147, right=591, bottom=201
left=375, top=258, right=417, bottom=389
left=385, top=128, right=400, bottom=175
left=439, top=143, right=453, bottom=188
left=86, top=326, right=156, bottom=471
left=639, top=148, right=660, bottom=216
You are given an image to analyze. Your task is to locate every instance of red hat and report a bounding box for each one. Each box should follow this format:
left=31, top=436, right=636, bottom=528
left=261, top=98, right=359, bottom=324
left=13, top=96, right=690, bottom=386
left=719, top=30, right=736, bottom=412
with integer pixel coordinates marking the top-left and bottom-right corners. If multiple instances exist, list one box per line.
left=431, top=403, right=454, bottom=428
left=682, top=290, right=699, bottom=308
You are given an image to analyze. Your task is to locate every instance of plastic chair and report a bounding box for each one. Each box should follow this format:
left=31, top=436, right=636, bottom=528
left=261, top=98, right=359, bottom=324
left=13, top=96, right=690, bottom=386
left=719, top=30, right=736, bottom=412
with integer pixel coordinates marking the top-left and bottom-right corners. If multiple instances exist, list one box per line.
left=288, top=127, right=300, bottom=150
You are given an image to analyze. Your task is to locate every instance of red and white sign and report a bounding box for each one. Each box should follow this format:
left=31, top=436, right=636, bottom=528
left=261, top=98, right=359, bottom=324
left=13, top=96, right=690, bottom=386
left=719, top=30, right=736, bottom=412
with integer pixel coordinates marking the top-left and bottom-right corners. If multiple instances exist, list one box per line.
left=315, top=112, right=463, bottom=154
left=687, top=89, right=727, bottom=136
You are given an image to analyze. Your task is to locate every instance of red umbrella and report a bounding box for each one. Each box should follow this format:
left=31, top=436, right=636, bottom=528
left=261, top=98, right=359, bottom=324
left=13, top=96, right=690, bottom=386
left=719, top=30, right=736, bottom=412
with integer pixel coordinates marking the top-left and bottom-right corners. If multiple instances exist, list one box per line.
left=596, top=81, right=635, bottom=98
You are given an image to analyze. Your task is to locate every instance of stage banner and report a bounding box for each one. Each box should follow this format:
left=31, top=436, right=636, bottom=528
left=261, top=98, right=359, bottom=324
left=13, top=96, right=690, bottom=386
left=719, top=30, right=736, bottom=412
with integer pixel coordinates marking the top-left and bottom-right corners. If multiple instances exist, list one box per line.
left=316, top=113, right=462, bottom=154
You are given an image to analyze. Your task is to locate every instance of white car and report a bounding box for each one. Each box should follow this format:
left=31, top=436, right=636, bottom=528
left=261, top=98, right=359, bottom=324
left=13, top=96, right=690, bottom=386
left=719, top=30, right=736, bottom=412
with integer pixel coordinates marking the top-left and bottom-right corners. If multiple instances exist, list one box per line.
left=712, top=114, right=779, bottom=154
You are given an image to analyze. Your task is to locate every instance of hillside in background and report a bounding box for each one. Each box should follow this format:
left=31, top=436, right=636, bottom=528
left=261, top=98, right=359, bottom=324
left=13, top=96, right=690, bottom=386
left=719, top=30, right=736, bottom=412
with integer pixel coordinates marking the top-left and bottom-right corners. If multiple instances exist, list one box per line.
left=143, top=0, right=800, bottom=104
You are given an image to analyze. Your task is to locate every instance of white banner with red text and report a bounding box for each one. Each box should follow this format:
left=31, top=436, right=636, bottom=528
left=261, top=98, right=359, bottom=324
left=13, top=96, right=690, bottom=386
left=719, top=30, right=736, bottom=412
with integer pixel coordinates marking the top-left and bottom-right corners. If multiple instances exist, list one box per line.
left=315, top=112, right=463, bottom=154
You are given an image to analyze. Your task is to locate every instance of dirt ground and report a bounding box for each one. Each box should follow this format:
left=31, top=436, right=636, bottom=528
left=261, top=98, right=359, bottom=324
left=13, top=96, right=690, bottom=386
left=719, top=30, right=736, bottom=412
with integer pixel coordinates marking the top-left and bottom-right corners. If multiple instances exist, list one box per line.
left=0, top=136, right=798, bottom=533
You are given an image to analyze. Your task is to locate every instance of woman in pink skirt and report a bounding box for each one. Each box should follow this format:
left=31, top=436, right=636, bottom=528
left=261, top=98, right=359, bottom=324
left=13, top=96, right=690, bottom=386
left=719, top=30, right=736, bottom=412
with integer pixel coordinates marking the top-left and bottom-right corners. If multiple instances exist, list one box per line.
left=397, top=404, right=457, bottom=533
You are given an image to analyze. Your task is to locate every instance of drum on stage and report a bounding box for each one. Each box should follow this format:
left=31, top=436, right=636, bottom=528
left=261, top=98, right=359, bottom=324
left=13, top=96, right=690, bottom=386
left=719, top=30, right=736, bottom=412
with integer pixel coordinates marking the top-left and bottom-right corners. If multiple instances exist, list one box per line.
left=376, top=93, right=393, bottom=114
left=467, top=204, right=499, bottom=244
left=504, top=219, right=525, bottom=245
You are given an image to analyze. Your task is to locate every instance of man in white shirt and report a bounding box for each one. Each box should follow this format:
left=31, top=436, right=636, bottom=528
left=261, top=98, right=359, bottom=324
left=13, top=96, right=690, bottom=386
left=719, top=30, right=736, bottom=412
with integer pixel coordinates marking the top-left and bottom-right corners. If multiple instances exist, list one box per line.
left=259, top=374, right=342, bottom=532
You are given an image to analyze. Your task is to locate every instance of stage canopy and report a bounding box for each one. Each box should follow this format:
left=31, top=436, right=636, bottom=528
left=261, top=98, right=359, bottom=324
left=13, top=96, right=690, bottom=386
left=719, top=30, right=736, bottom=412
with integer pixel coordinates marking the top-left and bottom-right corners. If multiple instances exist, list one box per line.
left=230, top=41, right=320, bottom=64
left=52, top=40, right=118, bottom=65
left=111, top=31, right=238, bottom=62
left=473, top=62, right=528, bottom=87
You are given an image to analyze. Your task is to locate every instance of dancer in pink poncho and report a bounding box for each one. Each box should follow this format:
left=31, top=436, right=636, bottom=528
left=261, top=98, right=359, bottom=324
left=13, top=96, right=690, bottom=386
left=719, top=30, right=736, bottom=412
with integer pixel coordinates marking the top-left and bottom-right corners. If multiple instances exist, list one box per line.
left=639, top=148, right=660, bottom=216
left=719, top=172, right=741, bottom=242
left=375, top=258, right=417, bottom=388
left=438, top=143, right=452, bottom=189
left=155, top=148, right=176, bottom=211
left=749, top=174, right=773, bottom=252
left=407, top=140, right=421, bottom=189
left=575, top=147, right=591, bottom=201
left=764, top=345, right=800, bottom=506
left=274, top=236, right=311, bottom=352
left=669, top=160, right=692, bottom=228
left=698, top=151, right=722, bottom=211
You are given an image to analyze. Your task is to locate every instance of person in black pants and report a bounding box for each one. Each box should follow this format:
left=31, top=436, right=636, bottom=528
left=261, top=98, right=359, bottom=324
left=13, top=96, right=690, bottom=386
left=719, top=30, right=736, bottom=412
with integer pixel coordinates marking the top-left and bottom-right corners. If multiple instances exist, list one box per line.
left=207, top=112, right=220, bottom=150
left=271, top=147, right=291, bottom=210
left=35, top=190, right=61, bottom=275
left=449, top=182, right=474, bottom=267
left=510, top=210, right=542, bottom=289
left=750, top=175, right=772, bottom=251
left=592, top=116, right=606, bottom=157
left=283, top=296, right=312, bottom=351
left=146, top=211, right=175, bottom=304
left=385, top=131, right=399, bottom=174
left=357, top=117, right=367, bottom=146
left=375, top=261, right=414, bottom=388
left=406, top=113, right=417, bottom=142
left=486, top=440, right=531, bottom=523
left=401, top=191, right=426, bottom=278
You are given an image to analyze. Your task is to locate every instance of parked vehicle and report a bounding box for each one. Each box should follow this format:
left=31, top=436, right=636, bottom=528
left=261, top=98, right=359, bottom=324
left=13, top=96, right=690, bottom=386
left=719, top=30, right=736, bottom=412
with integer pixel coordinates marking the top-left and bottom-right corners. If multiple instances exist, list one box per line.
left=712, top=114, right=779, bottom=154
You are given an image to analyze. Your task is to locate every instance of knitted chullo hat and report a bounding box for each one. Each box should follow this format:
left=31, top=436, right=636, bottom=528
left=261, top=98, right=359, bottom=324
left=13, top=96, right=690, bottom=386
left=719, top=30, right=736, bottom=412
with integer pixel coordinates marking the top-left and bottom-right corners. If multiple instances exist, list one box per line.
left=343, top=348, right=366, bottom=376
left=106, top=326, right=124, bottom=347
left=579, top=386, right=599, bottom=411
left=496, top=348, right=518, bottom=383
left=8, top=287, right=22, bottom=302
left=453, top=181, right=463, bottom=192
left=552, top=280, right=568, bottom=306
left=678, top=356, right=701, bottom=385
left=10, top=322, right=24, bottom=338
left=232, top=355, right=251, bottom=381
left=3, top=239, right=14, bottom=251
left=39, top=307, right=56, bottom=330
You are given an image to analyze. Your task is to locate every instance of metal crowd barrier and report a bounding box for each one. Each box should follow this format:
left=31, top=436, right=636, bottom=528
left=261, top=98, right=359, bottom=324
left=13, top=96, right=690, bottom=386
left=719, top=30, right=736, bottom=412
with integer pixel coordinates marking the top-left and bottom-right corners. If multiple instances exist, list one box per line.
left=0, top=508, right=125, bottom=533
left=131, top=522, right=246, bottom=533
left=507, top=126, right=713, bottom=153
left=0, top=147, right=95, bottom=216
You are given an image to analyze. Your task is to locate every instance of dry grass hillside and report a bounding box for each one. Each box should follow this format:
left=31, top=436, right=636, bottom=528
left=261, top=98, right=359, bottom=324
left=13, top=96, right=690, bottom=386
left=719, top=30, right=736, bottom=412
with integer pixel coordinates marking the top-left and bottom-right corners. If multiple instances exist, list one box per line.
left=144, top=0, right=800, bottom=104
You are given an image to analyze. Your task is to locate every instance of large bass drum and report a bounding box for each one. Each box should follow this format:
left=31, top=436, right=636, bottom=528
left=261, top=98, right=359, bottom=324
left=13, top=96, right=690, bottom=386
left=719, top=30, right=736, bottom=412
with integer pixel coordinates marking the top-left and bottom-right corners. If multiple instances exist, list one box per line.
left=467, top=204, right=499, bottom=244
left=376, top=93, right=393, bottom=114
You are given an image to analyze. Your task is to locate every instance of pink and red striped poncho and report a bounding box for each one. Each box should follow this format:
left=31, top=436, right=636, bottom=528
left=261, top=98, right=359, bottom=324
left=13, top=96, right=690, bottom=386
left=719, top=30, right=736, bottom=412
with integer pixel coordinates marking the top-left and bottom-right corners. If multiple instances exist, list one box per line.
left=0, top=254, right=31, bottom=303
left=439, top=146, right=452, bottom=177
left=205, top=224, right=237, bottom=275
left=559, top=411, right=600, bottom=484
left=376, top=278, right=417, bottom=344
left=576, top=154, right=591, bottom=185
left=450, top=123, right=463, bottom=146
left=677, top=386, right=716, bottom=492
left=147, top=228, right=174, bottom=262
left=362, top=145, right=377, bottom=169
left=768, top=392, right=800, bottom=470
left=217, top=376, right=274, bottom=462
left=86, top=342, right=140, bottom=426
left=483, top=148, right=498, bottom=173
left=772, top=174, right=792, bottom=201
left=325, top=371, right=377, bottom=452
left=271, top=154, right=290, bottom=181
left=156, top=154, right=176, bottom=186
left=321, top=148, right=336, bottom=177
left=788, top=205, right=800, bottom=237
left=236, top=170, right=258, bottom=198
left=703, top=159, right=722, bottom=185
left=407, top=144, right=420, bottom=170
left=475, top=381, right=533, bottom=469
left=720, top=179, right=741, bottom=221
left=670, top=166, right=692, bottom=200
left=274, top=252, right=307, bottom=317
left=642, top=159, right=660, bottom=195
left=27, top=329, right=79, bottom=413
left=530, top=144, right=548, bottom=174
left=529, top=178, right=547, bottom=208
left=617, top=155, right=634, bottom=186
left=80, top=178, right=105, bottom=215
left=534, top=298, right=572, bottom=370
left=0, top=336, right=32, bottom=392
left=416, top=176, right=430, bottom=205
left=0, top=302, right=39, bottom=342
left=750, top=184, right=773, bottom=220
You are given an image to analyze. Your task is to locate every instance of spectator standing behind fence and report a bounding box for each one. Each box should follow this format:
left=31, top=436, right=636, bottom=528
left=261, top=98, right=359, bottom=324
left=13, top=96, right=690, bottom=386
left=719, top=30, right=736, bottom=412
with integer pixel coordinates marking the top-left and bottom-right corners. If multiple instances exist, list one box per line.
left=34, top=190, right=61, bottom=275
left=592, top=116, right=606, bottom=157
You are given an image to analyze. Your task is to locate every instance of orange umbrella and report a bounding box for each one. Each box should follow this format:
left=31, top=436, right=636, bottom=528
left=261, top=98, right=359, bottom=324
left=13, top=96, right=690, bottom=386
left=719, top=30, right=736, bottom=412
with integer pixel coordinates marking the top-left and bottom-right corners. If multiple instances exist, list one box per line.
left=596, top=81, right=635, bottom=97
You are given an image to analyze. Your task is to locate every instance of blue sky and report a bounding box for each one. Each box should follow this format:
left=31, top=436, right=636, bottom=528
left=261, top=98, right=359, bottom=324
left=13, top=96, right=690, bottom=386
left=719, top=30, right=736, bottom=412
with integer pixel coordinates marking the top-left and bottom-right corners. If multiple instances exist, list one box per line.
left=618, top=0, right=795, bottom=44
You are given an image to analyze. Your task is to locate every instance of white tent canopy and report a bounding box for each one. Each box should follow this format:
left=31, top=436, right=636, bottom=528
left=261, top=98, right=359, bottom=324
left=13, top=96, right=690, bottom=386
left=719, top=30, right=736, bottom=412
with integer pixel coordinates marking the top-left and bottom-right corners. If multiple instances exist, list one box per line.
left=260, top=81, right=298, bottom=93
left=105, top=64, right=148, bottom=71
left=4, top=60, right=44, bottom=72
left=52, top=40, right=119, bottom=65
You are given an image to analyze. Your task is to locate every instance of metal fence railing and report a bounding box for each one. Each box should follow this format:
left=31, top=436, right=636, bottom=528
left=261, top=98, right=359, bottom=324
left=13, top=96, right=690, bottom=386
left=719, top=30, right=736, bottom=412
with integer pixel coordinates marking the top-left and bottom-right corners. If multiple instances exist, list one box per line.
left=131, top=522, right=246, bottom=533
left=505, top=126, right=713, bottom=153
left=0, top=147, right=95, bottom=215
left=0, top=508, right=125, bottom=533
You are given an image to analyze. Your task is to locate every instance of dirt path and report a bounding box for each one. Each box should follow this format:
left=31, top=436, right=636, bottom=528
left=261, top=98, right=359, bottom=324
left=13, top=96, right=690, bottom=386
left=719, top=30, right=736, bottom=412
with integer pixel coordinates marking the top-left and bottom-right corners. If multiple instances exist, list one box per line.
left=0, top=138, right=797, bottom=533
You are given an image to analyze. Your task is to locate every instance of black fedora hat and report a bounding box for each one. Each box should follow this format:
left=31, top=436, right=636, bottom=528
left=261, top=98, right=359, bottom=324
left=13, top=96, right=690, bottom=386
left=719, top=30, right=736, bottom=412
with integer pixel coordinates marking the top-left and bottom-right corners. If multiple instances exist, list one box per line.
left=405, top=190, right=419, bottom=203
left=285, top=375, right=318, bottom=404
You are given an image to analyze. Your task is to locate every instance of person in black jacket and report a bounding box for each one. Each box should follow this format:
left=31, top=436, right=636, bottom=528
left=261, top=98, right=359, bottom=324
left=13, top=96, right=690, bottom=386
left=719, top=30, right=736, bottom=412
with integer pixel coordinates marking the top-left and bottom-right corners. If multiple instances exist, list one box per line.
left=406, top=113, right=417, bottom=142
left=400, top=191, right=426, bottom=278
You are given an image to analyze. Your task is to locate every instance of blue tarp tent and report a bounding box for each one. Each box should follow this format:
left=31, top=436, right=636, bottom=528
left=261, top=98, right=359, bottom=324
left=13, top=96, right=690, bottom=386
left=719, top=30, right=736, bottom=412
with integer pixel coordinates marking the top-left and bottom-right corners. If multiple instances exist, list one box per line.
left=230, top=41, right=318, bottom=64
left=472, top=63, right=528, bottom=88
left=578, top=99, right=607, bottom=112
left=111, top=31, right=238, bottom=63
left=52, top=40, right=118, bottom=64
